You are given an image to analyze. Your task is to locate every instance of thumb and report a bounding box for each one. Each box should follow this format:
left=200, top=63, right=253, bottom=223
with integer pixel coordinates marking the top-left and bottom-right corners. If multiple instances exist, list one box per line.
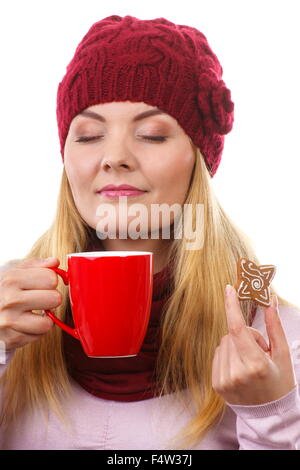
left=264, top=295, right=290, bottom=360
left=247, top=326, right=270, bottom=352
left=17, top=257, right=60, bottom=268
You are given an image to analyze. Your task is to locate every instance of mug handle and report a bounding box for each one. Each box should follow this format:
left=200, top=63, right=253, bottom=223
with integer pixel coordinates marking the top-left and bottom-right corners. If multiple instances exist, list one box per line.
left=43, top=267, right=80, bottom=340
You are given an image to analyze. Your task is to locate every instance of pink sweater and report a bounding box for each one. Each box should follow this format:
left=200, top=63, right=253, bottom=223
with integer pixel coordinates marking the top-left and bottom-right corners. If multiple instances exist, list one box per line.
left=0, top=266, right=300, bottom=449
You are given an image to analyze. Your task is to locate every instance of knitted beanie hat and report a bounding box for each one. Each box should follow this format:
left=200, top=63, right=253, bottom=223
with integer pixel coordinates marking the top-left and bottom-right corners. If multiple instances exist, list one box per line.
left=56, top=14, right=234, bottom=177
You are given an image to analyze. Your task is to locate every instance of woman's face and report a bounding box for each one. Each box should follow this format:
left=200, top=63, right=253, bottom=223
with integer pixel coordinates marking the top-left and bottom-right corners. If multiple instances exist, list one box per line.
left=63, top=101, right=195, bottom=238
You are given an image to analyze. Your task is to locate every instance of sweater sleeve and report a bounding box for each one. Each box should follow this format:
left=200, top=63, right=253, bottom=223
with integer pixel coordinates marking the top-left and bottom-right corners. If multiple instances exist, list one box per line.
left=0, top=348, right=16, bottom=369
left=0, top=260, right=21, bottom=371
left=0, top=347, right=16, bottom=450
left=225, top=303, right=300, bottom=450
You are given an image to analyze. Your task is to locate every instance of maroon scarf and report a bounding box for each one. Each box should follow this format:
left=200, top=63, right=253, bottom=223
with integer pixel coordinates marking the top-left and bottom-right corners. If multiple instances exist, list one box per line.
left=62, top=263, right=174, bottom=401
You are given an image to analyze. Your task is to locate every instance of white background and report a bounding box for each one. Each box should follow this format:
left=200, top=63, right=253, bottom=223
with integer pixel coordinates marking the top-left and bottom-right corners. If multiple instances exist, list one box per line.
left=0, top=0, right=299, bottom=306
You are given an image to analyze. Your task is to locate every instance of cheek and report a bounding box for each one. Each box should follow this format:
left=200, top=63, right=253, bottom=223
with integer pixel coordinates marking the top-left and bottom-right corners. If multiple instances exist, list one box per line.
left=64, top=153, right=94, bottom=194
left=65, top=152, right=87, bottom=175
left=157, top=151, right=194, bottom=191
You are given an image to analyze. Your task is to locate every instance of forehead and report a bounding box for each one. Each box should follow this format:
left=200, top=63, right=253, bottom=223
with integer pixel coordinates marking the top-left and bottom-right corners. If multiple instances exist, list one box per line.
left=72, top=101, right=176, bottom=124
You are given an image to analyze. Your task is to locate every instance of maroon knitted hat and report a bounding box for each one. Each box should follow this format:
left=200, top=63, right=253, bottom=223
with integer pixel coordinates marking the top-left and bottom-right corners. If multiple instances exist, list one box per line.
left=56, top=14, right=234, bottom=177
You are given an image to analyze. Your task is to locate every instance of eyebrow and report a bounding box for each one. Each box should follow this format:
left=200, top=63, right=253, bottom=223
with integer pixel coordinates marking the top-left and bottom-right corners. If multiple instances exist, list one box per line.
left=78, top=108, right=167, bottom=123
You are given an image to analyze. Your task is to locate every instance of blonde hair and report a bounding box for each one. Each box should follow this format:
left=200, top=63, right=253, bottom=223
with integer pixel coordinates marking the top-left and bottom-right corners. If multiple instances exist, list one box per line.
left=0, top=143, right=296, bottom=449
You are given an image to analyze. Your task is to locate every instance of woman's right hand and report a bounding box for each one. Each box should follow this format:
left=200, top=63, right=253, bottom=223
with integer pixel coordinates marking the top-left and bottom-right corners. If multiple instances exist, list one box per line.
left=0, top=257, right=62, bottom=352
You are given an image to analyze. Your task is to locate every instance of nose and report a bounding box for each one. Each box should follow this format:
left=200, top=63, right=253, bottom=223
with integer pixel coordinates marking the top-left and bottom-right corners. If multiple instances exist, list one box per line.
left=100, top=135, right=138, bottom=171
left=101, top=158, right=130, bottom=170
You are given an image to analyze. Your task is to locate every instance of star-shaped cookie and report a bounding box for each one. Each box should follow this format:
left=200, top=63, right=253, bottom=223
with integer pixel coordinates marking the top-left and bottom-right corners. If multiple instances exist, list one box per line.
left=234, top=258, right=276, bottom=307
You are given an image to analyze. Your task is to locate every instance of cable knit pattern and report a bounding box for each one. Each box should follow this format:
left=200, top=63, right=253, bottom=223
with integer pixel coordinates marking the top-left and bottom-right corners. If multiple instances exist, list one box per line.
left=56, top=14, right=234, bottom=177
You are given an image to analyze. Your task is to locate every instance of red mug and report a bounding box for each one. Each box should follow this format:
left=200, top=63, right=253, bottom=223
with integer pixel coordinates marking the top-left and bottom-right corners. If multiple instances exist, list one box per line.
left=44, top=251, right=153, bottom=358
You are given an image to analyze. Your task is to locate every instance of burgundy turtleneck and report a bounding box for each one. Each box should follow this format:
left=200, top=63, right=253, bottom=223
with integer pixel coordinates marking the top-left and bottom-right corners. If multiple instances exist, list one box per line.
left=62, top=262, right=174, bottom=402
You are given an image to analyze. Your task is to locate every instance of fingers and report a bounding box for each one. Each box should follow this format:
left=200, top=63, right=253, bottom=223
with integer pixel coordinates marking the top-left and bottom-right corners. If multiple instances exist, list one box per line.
left=220, top=335, right=231, bottom=388
left=212, top=335, right=247, bottom=395
left=247, top=327, right=270, bottom=353
left=0, top=312, right=54, bottom=336
left=221, top=335, right=246, bottom=386
left=227, top=334, right=246, bottom=370
left=225, top=285, right=247, bottom=331
left=13, top=268, right=59, bottom=290
left=0, top=289, right=62, bottom=318
left=264, top=295, right=291, bottom=359
left=225, top=285, right=263, bottom=361
left=0, top=258, right=61, bottom=351
left=1, top=327, right=53, bottom=351
left=17, top=257, right=59, bottom=269
left=9, top=311, right=55, bottom=335
left=7, top=258, right=60, bottom=290
left=212, top=345, right=221, bottom=389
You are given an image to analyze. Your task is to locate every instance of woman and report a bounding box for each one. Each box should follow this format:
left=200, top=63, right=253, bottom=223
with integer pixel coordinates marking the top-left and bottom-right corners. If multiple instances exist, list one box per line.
left=0, top=14, right=300, bottom=450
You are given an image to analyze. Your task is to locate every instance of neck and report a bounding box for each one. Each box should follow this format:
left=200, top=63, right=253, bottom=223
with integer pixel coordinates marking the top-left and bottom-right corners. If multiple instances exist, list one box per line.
left=87, top=230, right=172, bottom=275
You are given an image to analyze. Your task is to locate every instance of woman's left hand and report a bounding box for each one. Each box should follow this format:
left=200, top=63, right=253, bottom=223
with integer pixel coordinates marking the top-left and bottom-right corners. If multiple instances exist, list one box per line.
left=211, top=285, right=297, bottom=405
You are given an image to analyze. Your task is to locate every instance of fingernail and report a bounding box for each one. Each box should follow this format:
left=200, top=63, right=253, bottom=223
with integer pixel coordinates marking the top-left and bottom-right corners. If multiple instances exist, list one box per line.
left=225, top=284, right=232, bottom=296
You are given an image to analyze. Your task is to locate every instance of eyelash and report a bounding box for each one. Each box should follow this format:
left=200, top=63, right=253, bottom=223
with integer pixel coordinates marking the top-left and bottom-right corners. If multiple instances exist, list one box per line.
left=75, top=136, right=167, bottom=143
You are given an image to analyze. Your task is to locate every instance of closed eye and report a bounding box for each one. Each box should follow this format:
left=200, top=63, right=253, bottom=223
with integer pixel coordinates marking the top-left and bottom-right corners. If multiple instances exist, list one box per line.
left=75, top=136, right=101, bottom=143
left=140, top=136, right=167, bottom=142
left=75, top=136, right=167, bottom=143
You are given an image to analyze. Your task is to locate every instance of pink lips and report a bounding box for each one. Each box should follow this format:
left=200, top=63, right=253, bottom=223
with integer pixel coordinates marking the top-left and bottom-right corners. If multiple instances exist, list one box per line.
left=97, top=184, right=146, bottom=198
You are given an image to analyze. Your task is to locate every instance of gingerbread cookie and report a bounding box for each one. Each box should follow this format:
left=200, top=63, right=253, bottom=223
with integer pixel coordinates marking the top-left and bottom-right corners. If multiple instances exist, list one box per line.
left=234, top=258, right=276, bottom=307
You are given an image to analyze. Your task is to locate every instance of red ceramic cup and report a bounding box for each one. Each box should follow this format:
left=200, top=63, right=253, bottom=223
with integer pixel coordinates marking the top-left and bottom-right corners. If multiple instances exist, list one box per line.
left=44, top=251, right=153, bottom=358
